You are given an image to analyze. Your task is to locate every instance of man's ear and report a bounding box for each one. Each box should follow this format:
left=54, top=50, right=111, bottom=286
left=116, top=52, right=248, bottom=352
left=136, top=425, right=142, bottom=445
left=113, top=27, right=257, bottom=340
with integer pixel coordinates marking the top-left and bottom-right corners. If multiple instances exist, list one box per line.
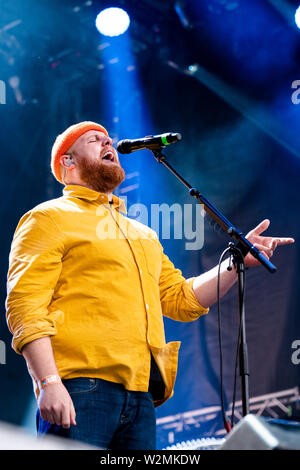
left=60, top=154, right=74, bottom=168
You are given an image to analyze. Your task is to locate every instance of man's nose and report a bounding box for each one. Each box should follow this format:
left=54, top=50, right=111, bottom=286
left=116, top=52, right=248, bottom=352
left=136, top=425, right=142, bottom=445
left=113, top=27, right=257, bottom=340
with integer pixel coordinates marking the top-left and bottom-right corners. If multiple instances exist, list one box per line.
left=103, top=136, right=113, bottom=146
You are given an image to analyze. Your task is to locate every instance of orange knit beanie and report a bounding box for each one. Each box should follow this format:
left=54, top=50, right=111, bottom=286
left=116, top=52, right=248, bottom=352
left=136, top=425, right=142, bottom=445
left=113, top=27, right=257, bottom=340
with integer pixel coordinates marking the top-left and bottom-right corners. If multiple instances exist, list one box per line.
left=50, top=121, right=108, bottom=184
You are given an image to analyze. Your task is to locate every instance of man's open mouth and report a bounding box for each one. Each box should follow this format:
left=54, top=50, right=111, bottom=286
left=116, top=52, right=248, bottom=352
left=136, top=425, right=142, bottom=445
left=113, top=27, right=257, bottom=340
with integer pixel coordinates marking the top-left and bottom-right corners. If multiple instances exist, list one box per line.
left=102, top=150, right=115, bottom=162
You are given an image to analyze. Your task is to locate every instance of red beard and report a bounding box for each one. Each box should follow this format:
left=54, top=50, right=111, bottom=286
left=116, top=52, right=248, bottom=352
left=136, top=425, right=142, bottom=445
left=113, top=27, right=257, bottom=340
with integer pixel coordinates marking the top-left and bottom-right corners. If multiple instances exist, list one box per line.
left=77, top=157, right=125, bottom=194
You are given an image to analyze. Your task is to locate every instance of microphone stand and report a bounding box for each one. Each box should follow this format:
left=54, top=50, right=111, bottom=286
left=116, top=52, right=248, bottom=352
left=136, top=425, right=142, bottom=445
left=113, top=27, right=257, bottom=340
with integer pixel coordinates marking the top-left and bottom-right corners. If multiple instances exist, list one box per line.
left=150, top=147, right=277, bottom=422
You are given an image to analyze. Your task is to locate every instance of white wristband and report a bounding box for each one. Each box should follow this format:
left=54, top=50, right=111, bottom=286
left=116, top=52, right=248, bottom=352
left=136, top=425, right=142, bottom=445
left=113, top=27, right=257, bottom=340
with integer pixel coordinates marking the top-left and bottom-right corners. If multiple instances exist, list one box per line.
left=39, top=374, right=61, bottom=389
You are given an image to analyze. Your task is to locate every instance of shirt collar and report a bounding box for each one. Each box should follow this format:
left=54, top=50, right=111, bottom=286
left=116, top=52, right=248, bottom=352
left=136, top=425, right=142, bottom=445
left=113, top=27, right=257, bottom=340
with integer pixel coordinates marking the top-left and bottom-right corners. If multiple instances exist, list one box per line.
left=63, top=184, right=127, bottom=213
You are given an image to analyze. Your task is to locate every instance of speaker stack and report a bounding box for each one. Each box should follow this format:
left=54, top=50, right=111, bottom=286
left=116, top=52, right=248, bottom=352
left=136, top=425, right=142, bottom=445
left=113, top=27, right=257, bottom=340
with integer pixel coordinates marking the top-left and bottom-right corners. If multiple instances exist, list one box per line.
left=220, top=414, right=300, bottom=450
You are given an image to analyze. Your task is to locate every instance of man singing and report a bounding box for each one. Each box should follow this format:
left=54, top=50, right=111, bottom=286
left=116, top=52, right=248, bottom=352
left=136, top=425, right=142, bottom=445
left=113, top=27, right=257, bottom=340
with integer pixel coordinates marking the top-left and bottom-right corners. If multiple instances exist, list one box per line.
left=5, top=121, right=294, bottom=450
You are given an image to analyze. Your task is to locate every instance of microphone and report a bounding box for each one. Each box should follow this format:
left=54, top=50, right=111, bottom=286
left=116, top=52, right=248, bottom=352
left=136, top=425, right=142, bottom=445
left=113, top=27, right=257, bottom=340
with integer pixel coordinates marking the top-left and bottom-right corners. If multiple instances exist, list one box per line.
left=116, top=132, right=182, bottom=154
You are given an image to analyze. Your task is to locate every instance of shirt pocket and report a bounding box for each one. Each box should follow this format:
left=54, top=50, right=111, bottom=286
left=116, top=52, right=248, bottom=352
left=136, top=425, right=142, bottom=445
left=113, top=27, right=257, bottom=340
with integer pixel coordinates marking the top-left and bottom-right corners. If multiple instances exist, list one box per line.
left=138, top=238, right=162, bottom=282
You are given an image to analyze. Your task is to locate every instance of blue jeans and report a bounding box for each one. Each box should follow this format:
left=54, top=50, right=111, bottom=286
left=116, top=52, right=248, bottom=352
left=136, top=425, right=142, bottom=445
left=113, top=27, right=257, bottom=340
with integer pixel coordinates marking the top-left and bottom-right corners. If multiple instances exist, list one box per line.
left=36, top=377, right=156, bottom=450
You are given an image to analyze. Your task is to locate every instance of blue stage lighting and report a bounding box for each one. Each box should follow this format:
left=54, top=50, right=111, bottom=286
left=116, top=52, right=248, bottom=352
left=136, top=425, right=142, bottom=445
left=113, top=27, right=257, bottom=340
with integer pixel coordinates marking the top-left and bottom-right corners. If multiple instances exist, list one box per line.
left=295, top=6, right=300, bottom=29
left=95, top=7, right=130, bottom=37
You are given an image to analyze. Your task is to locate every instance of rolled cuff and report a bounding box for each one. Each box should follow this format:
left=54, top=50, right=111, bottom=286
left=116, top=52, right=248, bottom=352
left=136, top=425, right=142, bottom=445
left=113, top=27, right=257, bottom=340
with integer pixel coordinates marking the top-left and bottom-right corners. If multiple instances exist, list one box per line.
left=180, top=277, right=210, bottom=320
left=10, top=310, right=63, bottom=354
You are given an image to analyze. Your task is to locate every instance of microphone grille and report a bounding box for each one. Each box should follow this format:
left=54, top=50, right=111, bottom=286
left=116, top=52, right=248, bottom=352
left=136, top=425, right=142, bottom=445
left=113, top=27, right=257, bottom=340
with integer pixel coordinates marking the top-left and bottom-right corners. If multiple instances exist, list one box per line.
left=116, top=139, right=132, bottom=154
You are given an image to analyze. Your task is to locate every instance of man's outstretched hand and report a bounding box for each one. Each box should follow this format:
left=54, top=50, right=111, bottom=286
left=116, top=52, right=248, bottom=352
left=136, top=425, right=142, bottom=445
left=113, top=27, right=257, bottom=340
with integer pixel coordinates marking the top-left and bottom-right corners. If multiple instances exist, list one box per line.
left=245, top=219, right=295, bottom=267
left=192, top=219, right=295, bottom=308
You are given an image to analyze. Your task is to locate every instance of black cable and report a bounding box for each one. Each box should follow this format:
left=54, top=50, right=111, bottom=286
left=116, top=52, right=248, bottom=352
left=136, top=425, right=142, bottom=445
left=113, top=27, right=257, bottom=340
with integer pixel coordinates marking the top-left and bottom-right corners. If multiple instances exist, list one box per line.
left=230, top=249, right=246, bottom=428
left=217, top=246, right=247, bottom=433
left=231, top=316, right=242, bottom=428
left=217, top=246, right=232, bottom=433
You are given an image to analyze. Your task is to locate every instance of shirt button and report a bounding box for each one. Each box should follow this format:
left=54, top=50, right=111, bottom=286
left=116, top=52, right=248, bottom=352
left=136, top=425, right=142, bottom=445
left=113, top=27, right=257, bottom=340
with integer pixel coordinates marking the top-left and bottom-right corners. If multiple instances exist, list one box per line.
left=139, top=269, right=142, bottom=275
left=146, top=304, right=149, bottom=310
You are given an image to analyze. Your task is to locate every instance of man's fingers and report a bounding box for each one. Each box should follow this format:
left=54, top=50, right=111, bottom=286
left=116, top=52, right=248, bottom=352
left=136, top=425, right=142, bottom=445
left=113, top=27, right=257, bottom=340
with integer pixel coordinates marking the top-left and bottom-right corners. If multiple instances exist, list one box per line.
left=61, top=406, right=71, bottom=429
left=250, top=219, right=295, bottom=247
left=48, top=416, right=55, bottom=425
left=273, top=237, right=295, bottom=246
left=252, top=219, right=270, bottom=236
left=70, top=400, right=77, bottom=426
left=261, top=252, right=270, bottom=260
left=51, top=405, right=63, bottom=426
left=245, top=222, right=294, bottom=267
left=59, top=398, right=76, bottom=428
left=43, top=411, right=55, bottom=425
left=254, top=243, right=273, bottom=258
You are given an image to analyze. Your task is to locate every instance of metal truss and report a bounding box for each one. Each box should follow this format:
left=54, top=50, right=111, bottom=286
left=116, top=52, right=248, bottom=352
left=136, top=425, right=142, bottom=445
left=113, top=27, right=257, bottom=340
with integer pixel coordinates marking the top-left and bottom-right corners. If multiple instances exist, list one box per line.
left=156, top=386, right=300, bottom=446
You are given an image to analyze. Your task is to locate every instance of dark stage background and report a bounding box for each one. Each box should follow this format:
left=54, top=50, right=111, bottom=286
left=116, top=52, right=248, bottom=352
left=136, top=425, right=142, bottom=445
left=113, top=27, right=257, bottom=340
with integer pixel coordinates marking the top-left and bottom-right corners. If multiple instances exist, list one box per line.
left=0, top=0, right=299, bottom=449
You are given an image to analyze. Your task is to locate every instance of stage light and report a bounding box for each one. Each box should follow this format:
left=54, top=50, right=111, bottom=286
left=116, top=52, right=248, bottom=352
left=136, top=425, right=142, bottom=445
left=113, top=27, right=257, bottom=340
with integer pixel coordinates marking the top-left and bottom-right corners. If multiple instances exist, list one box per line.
left=174, top=1, right=193, bottom=30
left=95, top=7, right=130, bottom=37
left=295, top=6, right=300, bottom=29
left=187, top=64, right=199, bottom=74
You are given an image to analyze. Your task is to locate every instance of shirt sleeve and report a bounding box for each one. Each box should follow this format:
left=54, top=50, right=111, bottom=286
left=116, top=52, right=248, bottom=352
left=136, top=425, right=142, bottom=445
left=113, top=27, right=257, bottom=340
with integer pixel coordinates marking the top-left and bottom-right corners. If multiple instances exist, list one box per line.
left=158, top=243, right=209, bottom=322
left=5, top=208, right=65, bottom=354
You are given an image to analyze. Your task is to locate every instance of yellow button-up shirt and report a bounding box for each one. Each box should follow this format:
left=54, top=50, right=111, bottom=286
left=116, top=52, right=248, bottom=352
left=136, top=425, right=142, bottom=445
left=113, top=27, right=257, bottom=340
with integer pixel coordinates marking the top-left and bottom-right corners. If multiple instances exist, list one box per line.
left=6, top=185, right=208, bottom=406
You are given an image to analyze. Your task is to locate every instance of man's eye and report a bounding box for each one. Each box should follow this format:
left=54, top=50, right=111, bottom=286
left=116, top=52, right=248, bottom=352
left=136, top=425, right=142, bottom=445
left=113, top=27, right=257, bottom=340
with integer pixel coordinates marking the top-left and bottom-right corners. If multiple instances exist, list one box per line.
left=88, top=139, right=96, bottom=143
